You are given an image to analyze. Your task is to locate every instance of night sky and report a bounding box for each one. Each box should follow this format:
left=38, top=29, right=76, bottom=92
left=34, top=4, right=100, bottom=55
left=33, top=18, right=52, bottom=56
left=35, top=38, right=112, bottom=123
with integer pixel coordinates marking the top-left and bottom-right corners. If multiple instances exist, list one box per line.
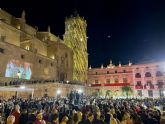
left=1, top=0, right=165, bottom=67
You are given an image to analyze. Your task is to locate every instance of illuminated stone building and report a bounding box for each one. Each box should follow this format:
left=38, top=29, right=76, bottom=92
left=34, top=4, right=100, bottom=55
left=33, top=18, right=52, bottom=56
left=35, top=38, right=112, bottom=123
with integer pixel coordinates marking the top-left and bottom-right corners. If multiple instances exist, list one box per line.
left=88, top=60, right=165, bottom=98
left=64, top=13, right=88, bottom=83
left=0, top=9, right=73, bottom=82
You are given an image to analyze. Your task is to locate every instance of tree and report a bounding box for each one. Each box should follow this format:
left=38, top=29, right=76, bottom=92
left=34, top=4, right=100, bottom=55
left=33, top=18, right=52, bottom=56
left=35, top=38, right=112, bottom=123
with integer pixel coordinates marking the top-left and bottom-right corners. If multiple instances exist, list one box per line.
left=121, top=86, right=133, bottom=98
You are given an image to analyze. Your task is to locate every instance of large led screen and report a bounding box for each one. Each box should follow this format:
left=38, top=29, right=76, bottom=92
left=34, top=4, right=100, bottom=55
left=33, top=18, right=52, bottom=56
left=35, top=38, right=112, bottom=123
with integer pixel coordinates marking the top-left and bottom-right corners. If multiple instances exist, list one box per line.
left=5, top=60, right=32, bottom=80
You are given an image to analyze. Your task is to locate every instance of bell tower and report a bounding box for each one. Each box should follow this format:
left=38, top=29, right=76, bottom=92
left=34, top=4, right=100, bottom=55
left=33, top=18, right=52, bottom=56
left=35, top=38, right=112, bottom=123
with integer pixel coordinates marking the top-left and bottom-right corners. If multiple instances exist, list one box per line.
left=64, top=12, right=88, bottom=83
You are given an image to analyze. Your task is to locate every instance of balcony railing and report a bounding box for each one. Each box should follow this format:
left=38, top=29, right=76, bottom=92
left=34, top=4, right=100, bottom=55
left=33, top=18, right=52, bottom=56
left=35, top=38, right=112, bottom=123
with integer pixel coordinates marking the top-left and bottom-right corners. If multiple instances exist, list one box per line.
left=135, top=85, right=143, bottom=89
left=91, top=83, right=130, bottom=87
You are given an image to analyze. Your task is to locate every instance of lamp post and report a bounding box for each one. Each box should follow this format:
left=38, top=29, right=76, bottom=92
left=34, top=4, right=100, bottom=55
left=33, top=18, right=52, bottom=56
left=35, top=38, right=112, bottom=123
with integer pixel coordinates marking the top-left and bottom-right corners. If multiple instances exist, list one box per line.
left=56, top=89, right=61, bottom=99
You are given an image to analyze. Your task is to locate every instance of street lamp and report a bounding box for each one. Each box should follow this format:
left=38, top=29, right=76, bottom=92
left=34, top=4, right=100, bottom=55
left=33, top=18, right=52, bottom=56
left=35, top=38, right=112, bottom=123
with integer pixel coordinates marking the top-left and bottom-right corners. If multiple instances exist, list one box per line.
left=57, top=89, right=61, bottom=95
left=78, top=89, right=83, bottom=93
left=66, top=80, right=69, bottom=84
left=20, top=85, right=25, bottom=89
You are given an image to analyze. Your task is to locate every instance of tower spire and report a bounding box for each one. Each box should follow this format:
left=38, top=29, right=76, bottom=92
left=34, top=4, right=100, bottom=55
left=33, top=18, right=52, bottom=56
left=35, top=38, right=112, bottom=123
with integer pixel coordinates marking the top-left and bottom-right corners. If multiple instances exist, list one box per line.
left=48, top=25, right=51, bottom=33
left=21, top=10, right=26, bottom=19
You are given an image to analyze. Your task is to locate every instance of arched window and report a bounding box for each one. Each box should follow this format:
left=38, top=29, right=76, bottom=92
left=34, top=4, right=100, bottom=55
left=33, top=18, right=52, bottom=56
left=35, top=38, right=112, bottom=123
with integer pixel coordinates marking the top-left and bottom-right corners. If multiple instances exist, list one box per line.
left=145, top=72, right=152, bottom=77
left=115, top=78, right=119, bottom=83
left=25, top=46, right=30, bottom=50
left=156, top=71, right=163, bottom=77
left=135, top=73, right=141, bottom=78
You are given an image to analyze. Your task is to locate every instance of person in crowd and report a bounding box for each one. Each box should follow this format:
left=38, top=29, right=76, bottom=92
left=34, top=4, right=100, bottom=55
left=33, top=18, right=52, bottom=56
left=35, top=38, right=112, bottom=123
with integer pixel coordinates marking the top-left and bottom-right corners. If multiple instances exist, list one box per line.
left=7, top=115, right=15, bottom=124
left=121, top=112, right=133, bottom=124
left=84, top=113, right=94, bottom=124
left=2, top=91, right=165, bottom=124
left=34, top=113, right=46, bottom=124
left=60, top=116, right=69, bottom=124
left=20, top=109, right=28, bottom=124
left=12, top=104, right=21, bottom=124
left=52, top=113, right=59, bottom=124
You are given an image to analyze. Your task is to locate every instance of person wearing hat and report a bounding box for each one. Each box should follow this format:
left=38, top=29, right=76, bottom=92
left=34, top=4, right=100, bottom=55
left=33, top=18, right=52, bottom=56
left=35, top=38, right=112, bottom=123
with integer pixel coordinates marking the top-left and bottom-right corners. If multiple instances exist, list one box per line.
left=34, top=113, right=46, bottom=124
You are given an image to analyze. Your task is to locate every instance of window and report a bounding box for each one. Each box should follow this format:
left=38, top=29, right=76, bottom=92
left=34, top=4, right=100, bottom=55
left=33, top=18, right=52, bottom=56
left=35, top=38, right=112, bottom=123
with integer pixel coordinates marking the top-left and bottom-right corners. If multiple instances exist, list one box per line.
left=0, top=48, right=4, bottom=53
left=148, top=90, right=153, bottom=97
left=21, top=54, right=24, bottom=59
left=51, top=63, right=53, bottom=67
left=123, top=78, right=127, bottom=83
left=157, top=80, right=163, bottom=88
left=106, top=79, right=110, bottom=84
left=156, top=71, right=163, bottom=77
left=61, top=57, right=64, bottom=64
left=96, top=72, right=98, bottom=75
left=1, top=36, right=6, bottom=42
left=25, top=46, right=30, bottom=50
left=115, top=78, right=119, bottom=83
left=95, top=80, right=98, bottom=84
left=145, top=72, right=152, bottom=77
left=115, top=70, right=117, bottom=73
left=65, top=53, right=68, bottom=58
left=146, top=81, right=152, bottom=86
left=135, top=73, right=141, bottom=78
left=159, top=90, right=164, bottom=97
left=107, top=71, right=109, bottom=74
left=39, top=59, right=42, bottom=64
left=136, top=81, right=142, bottom=86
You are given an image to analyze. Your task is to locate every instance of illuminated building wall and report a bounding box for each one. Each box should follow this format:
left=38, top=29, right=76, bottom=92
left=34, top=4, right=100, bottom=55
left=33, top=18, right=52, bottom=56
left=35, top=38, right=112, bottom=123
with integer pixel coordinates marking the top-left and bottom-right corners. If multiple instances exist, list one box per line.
left=88, top=61, right=165, bottom=98
left=64, top=13, right=88, bottom=83
left=0, top=9, right=73, bottom=81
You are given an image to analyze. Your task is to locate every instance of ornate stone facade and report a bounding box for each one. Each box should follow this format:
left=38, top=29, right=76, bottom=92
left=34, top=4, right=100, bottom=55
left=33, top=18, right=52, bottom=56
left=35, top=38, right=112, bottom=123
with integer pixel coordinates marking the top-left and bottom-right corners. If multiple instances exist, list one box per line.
left=0, top=9, right=73, bottom=81
left=88, top=61, right=165, bottom=98
left=64, top=13, right=88, bottom=83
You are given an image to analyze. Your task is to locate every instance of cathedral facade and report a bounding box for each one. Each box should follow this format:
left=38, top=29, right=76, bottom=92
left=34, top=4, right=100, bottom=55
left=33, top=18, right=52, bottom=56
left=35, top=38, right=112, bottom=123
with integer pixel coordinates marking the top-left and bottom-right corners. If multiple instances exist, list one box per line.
left=0, top=9, right=73, bottom=82
left=88, top=61, right=165, bottom=98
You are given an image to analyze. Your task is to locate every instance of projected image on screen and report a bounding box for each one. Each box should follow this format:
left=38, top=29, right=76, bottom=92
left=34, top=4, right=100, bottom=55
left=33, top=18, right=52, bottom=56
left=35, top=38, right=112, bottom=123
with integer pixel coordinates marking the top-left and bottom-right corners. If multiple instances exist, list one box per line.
left=5, top=60, right=32, bottom=80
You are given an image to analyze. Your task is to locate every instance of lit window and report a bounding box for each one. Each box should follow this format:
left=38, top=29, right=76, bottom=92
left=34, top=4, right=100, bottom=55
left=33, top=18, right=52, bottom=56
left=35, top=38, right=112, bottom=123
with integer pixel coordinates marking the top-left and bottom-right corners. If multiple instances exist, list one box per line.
left=51, top=55, right=55, bottom=59
left=25, top=46, right=30, bottom=50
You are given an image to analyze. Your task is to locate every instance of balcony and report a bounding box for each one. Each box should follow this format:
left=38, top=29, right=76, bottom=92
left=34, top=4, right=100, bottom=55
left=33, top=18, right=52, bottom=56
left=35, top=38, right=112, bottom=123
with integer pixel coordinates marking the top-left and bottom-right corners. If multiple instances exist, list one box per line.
left=144, top=84, right=154, bottom=89
left=135, top=85, right=143, bottom=89
left=91, top=83, right=130, bottom=87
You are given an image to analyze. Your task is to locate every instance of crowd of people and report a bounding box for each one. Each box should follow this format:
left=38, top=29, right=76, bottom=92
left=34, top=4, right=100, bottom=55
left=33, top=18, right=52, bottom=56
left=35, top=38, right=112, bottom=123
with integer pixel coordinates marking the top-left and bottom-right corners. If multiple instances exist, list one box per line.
left=0, top=80, right=84, bottom=87
left=1, top=91, right=165, bottom=124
